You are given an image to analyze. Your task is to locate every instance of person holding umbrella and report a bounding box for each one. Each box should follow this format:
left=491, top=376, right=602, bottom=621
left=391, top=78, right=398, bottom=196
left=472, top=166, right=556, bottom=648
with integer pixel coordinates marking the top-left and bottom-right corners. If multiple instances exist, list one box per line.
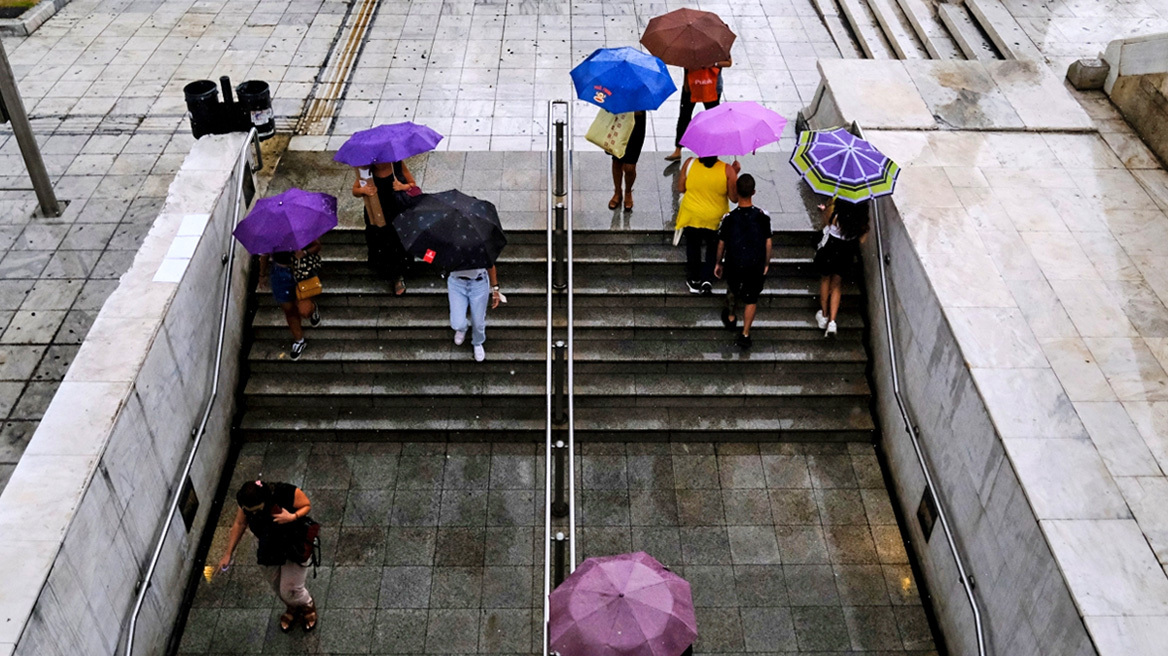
left=789, top=127, right=899, bottom=337
left=336, top=122, right=444, bottom=297
left=640, top=8, right=737, bottom=162
left=234, top=189, right=338, bottom=361
left=392, top=190, right=508, bottom=362
left=570, top=47, right=676, bottom=212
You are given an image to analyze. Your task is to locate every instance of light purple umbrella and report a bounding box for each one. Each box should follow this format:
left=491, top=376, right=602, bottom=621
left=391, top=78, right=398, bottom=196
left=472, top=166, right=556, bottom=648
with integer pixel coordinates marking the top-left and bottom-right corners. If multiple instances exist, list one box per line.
left=679, top=101, right=788, bottom=157
left=233, top=188, right=338, bottom=255
left=334, top=122, right=444, bottom=167
left=549, top=552, right=697, bottom=656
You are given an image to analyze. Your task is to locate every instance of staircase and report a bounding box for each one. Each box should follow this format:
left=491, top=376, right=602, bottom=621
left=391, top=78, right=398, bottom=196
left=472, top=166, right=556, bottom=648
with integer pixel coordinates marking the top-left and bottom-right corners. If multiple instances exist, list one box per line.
left=815, top=0, right=1044, bottom=62
left=238, top=227, right=874, bottom=442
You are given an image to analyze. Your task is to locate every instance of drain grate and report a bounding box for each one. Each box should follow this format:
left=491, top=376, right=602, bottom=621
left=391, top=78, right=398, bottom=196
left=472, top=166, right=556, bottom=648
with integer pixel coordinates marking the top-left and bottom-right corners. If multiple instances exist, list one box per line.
left=295, top=0, right=380, bottom=136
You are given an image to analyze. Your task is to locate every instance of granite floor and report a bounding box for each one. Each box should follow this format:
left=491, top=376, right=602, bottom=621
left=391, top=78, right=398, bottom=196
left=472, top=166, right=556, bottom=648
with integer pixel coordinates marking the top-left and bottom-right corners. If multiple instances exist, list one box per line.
left=176, top=440, right=937, bottom=655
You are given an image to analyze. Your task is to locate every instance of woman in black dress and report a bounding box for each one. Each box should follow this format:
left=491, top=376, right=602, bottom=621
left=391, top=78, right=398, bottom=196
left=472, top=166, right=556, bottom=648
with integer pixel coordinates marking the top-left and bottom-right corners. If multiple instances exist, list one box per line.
left=364, top=160, right=419, bottom=296
left=609, top=110, right=646, bottom=212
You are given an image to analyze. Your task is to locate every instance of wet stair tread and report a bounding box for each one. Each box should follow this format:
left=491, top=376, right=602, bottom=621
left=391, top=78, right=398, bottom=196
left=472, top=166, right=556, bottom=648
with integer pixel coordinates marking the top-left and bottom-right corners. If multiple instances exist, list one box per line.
left=250, top=305, right=865, bottom=331
left=309, top=275, right=859, bottom=297
left=240, top=405, right=874, bottom=433
left=319, top=242, right=813, bottom=265
left=245, top=371, right=871, bottom=398
left=247, top=338, right=867, bottom=363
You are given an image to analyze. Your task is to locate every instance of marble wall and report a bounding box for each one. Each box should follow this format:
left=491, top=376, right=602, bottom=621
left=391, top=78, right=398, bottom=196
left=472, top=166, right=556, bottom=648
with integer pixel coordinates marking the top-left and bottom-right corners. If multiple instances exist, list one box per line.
left=861, top=200, right=1096, bottom=656
left=0, top=133, right=253, bottom=656
left=1103, top=34, right=1168, bottom=171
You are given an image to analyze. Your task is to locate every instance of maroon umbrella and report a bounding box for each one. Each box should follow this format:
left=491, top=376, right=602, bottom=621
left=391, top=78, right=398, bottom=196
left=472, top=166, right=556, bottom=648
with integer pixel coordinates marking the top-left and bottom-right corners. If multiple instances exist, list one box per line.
left=549, top=552, right=697, bottom=656
left=641, top=8, right=736, bottom=70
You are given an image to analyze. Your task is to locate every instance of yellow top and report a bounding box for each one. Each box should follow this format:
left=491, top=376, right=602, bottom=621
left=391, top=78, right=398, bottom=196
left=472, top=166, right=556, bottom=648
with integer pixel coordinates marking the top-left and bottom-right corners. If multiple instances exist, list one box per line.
left=676, top=160, right=729, bottom=231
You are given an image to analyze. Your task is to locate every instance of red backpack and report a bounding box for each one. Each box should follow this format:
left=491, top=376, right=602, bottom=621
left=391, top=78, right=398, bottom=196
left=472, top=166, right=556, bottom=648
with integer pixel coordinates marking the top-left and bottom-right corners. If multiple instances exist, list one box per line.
left=687, top=67, right=720, bottom=103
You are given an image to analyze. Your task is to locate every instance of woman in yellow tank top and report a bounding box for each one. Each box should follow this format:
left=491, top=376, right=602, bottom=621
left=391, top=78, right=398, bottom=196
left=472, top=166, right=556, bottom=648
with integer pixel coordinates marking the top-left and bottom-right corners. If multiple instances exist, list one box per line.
left=676, top=156, right=740, bottom=293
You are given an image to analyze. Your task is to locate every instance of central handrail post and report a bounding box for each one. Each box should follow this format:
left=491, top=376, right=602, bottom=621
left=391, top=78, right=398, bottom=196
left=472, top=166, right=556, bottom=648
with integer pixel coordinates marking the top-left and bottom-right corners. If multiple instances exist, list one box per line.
left=552, top=115, right=568, bottom=291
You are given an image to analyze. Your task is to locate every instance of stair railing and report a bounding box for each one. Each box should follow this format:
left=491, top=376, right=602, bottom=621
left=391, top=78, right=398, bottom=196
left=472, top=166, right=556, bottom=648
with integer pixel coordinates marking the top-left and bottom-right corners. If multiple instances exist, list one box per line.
left=853, top=122, right=988, bottom=656
left=543, top=100, right=577, bottom=656
left=124, top=128, right=260, bottom=656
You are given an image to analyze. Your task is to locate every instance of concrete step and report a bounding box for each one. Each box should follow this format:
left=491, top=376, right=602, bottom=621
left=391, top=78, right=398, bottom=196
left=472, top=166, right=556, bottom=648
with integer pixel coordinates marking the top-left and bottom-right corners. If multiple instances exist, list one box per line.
left=237, top=405, right=875, bottom=442
left=319, top=228, right=825, bottom=249
left=250, top=305, right=865, bottom=341
left=938, top=2, right=1000, bottom=61
left=964, top=0, right=1044, bottom=61
left=896, top=0, right=964, bottom=60
left=838, top=0, right=898, bottom=59
left=868, top=0, right=930, bottom=59
left=244, top=371, right=871, bottom=403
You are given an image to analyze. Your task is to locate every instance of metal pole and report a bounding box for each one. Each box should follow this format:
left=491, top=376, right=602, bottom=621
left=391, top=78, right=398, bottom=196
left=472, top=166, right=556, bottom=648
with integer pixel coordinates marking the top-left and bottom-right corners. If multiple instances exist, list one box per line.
left=553, top=532, right=567, bottom=587
left=0, top=40, right=59, bottom=217
left=552, top=440, right=568, bottom=518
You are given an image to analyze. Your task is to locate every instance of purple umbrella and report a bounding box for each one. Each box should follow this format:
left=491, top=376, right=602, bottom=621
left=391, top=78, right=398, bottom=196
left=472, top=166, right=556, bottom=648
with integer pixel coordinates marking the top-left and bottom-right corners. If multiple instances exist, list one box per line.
left=549, top=552, right=697, bottom=656
left=679, top=101, right=788, bottom=157
left=334, top=122, right=444, bottom=167
left=233, top=188, right=338, bottom=255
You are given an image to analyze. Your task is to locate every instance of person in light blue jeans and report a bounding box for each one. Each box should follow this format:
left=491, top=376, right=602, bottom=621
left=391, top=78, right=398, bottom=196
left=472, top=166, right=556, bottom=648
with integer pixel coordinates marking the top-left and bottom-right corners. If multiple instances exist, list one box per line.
left=448, top=265, right=501, bottom=362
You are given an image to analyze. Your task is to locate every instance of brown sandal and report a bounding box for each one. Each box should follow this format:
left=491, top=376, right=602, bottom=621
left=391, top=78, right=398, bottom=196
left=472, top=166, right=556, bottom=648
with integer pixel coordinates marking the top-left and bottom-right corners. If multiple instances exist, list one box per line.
left=624, top=191, right=633, bottom=211
left=302, top=602, right=317, bottom=632
left=394, top=277, right=407, bottom=296
left=608, top=192, right=622, bottom=210
left=279, top=606, right=298, bottom=633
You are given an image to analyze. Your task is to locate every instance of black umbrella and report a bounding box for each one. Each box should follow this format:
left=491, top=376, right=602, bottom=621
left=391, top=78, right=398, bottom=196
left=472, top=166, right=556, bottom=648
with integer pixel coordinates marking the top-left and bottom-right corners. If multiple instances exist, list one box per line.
left=394, top=190, right=507, bottom=271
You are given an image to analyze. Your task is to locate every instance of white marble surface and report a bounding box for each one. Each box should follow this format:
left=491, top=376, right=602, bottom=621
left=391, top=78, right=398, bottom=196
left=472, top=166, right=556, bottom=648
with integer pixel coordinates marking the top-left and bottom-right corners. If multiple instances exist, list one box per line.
left=868, top=83, right=1168, bottom=651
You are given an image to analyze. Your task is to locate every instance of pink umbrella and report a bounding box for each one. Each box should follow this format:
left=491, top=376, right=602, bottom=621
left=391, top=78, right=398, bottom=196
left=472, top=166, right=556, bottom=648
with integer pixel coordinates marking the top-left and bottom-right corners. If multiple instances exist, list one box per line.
left=549, top=552, right=697, bottom=656
left=679, top=101, right=787, bottom=157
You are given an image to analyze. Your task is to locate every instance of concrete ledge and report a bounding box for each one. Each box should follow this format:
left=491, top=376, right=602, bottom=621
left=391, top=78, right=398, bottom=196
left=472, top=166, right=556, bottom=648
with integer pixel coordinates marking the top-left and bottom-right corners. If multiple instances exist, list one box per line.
left=966, top=0, right=1046, bottom=61
left=0, top=0, right=72, bottom=37
left=817, top=58, right=1093, bottom=131
left=0, top=133, right=253, bottom=655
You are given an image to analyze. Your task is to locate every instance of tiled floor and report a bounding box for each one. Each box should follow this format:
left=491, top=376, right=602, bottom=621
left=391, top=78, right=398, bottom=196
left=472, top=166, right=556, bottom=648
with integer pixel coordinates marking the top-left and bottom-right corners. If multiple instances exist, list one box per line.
left=177, top=440, right=937, bottom=655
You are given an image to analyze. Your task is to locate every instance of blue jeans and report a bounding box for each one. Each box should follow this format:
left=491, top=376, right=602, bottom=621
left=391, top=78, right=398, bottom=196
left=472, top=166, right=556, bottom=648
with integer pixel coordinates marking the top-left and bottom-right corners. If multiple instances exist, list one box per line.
left=447, top=274, right=489, bottom=346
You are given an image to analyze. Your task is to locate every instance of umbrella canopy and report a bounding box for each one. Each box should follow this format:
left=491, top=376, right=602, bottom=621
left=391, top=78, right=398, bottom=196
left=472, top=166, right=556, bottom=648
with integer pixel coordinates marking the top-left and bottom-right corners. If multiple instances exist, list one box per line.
left=789, top=128, right=900, bottom=202
left=549, top=552, right=697, bottom=656
left=334, top=122, right=444, bottom=167
left=679, top=101, right=787, bottom=157
left=233, top=188, right=338, bottom=255
left=641, top=8, right=736, bottom=70
left=571, top=47, right=677, bottom=114
left=393, top=190, right=507, bottom=271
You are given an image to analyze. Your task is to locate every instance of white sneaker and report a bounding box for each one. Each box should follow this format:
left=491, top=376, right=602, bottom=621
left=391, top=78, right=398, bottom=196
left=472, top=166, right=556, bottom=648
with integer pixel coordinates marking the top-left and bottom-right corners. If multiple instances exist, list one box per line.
left=825, top=321, right=837, bottom=338
left=815, top=310, right=828, bottom=330
left=454, top=330, right=466, bottom=346
left=473, top=345, right=485, bottom=362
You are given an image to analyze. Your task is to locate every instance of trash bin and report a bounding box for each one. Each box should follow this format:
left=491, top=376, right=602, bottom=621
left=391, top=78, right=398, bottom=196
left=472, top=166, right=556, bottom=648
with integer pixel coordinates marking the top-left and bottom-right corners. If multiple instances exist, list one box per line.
left=183, top=80, right=219, bottom=139
left=236, top=80, right=275, bottom=140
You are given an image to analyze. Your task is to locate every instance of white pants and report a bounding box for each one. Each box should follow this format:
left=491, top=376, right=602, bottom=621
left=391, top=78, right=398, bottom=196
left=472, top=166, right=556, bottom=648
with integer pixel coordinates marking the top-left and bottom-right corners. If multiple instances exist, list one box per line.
left=266, top=562, right=312, bottom=608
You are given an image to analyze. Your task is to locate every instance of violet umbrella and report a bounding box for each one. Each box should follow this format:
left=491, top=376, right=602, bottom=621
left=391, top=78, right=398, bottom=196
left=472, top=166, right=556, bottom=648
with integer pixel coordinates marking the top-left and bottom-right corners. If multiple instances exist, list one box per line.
left=679, top=101, right=787, bottom=157
left=789, top=127, right=900, bottom=202
left=334, top=122, right=444, bottom=167
left=233, top=188, right=338, bottom=255
left=549, top=552, right=697, bottom=656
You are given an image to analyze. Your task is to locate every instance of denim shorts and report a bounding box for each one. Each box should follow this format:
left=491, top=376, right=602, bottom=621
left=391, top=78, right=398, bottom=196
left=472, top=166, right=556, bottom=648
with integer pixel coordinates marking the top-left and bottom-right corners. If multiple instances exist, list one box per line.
left=270, top=265, right=296, bottom=304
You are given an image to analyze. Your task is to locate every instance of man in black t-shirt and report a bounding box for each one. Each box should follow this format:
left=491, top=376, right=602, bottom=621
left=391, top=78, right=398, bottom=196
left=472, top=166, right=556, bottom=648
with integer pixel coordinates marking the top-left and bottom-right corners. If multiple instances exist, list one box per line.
left=714, top=174, right=772, bottom=349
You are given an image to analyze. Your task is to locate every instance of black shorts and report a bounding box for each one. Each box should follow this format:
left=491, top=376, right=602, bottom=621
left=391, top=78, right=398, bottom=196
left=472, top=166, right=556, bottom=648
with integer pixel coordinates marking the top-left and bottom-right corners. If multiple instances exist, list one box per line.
left=726, top=268, right=766, bottom=305
left=814, top=236, right=859, bottom=278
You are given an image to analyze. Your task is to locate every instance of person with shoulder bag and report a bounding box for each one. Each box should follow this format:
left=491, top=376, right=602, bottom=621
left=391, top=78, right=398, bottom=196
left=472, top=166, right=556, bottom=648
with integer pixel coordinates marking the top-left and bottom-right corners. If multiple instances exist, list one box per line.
left=217, top=480, right=321, bottom=633
left=676, top=155, right=740, bottom=295
left=666, top=56, right=732, bottom=162
left=351, top=160, right=421, bottom=297
left=259, top=238, right=322, bottom=361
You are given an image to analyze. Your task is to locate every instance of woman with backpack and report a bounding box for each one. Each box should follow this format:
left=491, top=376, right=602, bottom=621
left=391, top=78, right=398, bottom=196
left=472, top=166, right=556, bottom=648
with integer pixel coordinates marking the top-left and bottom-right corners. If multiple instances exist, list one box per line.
left=217, top=480, right=319, bottom=632
left=665, top=57, right=732, bottom=162
left=814, top=199, right=870, bottom=338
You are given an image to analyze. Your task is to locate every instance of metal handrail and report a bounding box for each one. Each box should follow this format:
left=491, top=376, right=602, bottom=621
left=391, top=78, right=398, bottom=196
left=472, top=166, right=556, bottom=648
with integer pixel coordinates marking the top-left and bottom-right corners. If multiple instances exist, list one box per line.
left=858, top=121, right=988, bottom=655
left=542, top=100, right=556, bottom=656
left=125, top=128, right=259, bottom=656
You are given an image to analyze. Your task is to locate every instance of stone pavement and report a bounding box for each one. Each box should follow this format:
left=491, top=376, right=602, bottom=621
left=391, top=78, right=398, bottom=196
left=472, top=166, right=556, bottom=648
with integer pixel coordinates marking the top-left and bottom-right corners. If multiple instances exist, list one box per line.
left=177, top=441, right=937, bottom=655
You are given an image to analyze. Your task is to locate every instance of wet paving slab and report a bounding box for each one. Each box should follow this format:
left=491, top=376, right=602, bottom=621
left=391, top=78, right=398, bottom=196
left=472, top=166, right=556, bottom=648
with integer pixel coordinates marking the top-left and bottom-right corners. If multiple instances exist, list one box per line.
left=177, top=440, right=938, bottom=655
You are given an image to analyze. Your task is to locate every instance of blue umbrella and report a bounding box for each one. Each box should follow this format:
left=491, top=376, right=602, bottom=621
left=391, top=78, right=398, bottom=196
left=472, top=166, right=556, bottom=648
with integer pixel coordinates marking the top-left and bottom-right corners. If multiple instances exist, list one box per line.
left=334, top=122, right=444, bottom=167
left=233, top=188, right=338, bottom=255
left=570, top=47, right=677, bottom=114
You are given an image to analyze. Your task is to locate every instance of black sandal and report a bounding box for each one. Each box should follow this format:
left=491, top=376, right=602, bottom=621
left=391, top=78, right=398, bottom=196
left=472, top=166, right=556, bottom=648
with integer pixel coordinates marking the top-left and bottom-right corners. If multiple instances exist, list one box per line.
left=721, top=308, right=737, bottom=329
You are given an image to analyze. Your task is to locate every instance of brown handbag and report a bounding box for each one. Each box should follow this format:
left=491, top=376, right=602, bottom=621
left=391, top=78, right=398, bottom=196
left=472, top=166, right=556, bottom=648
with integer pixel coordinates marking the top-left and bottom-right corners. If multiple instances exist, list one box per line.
left=296, top=276, right=322, bottom=300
